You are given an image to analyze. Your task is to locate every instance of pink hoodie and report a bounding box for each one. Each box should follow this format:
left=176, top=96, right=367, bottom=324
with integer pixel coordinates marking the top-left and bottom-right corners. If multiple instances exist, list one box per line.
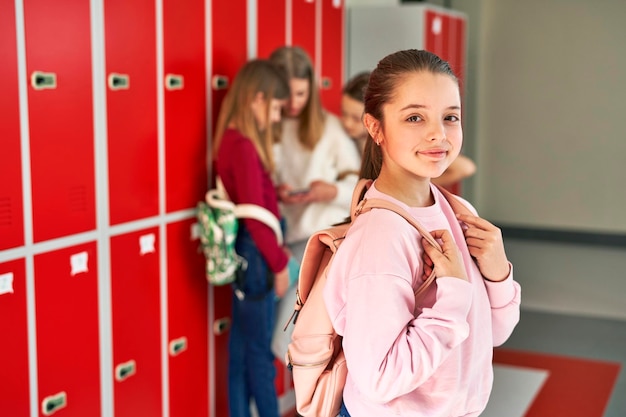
left=324, top=182, right=521, bottom=417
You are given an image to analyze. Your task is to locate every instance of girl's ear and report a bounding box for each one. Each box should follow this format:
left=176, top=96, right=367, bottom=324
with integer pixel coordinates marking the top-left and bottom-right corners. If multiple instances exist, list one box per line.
left=363, top=113, right=381, bottom=141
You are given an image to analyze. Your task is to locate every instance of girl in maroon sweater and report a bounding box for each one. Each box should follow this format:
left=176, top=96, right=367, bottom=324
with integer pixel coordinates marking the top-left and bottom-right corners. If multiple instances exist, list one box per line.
left=212, top=59, right=291, bottom=417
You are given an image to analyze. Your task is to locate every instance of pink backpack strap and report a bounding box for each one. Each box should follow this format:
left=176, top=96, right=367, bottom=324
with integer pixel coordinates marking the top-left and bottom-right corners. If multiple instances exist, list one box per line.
left=433, top=184, right=473, bottom=217
left=354, top=197, right=442, bottom=299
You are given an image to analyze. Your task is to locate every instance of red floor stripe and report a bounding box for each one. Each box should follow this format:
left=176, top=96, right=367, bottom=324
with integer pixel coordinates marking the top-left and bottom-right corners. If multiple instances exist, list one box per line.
left=493, top=348, right=621, bottom=417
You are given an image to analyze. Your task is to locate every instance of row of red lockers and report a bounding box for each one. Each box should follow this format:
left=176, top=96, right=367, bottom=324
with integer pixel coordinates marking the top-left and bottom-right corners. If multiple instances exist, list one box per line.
left=2, top=0, right=342, bottom=415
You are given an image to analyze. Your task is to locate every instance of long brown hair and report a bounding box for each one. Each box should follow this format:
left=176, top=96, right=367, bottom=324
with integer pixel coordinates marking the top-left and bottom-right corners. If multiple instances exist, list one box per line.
left=269, top=46, right=325, bottom=150
left=360, top=49, right=458, bottom=180
left=212, top=59, right=289, bottom=172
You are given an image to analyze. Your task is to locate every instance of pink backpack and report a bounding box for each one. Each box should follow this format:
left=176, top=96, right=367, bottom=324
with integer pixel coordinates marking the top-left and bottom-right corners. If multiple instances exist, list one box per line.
left=284, top=179, right=469, bottom=417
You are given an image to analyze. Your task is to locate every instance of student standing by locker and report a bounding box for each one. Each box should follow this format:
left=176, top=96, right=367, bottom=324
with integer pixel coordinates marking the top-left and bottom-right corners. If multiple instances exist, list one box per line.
left=212, top=59, right=292, bottom=417
left=269, top=46, right=362, bottom=261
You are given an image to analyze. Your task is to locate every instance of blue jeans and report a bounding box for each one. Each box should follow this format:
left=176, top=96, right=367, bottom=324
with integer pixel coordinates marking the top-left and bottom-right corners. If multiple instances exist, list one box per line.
left=228, top=225, right=279, bottom=417
left=339, top=400, right=351, bottom=417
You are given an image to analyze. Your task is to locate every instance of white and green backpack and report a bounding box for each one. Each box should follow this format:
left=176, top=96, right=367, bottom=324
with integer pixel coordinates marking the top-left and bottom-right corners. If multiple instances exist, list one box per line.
left=196, top=178, right=283, bottom=286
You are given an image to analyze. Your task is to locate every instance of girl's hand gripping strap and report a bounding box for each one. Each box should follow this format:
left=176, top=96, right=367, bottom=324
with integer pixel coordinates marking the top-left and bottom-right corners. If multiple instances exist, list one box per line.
left=354, top=197, right=441, bottom=298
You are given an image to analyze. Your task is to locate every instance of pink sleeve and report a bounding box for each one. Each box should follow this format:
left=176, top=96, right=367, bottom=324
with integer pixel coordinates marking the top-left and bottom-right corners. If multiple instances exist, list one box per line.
left=342, top=274, right=473, bottom=403
left=484, top=263, right=521, bottom=346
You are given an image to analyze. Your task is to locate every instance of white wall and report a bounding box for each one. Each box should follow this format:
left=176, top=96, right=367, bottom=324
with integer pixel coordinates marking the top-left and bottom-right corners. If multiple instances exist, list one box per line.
left=345, top=0, right=626, bottom=321
left=459, top=0, right=626, bottom=320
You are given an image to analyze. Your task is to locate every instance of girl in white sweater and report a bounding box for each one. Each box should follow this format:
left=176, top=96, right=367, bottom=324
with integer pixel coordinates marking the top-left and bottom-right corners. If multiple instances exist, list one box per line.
left=269, top=46, right=362, bottom=260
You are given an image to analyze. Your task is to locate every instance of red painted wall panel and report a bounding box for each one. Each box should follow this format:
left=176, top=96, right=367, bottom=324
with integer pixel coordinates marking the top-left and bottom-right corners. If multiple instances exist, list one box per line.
left=163, top=0, right=208, bottom=213
left=0, top=0, right=24, bottom=250
left=110, top=228, right=162, bottom=417
left=105, top=0, right=159, bottom=224
left=0, top=259, right=29, bottom=417
left=34, top=242, right=101, bottom=417
left=166, top=220, right=209, bottom=417
left=24, top=0, right=96, bottom=242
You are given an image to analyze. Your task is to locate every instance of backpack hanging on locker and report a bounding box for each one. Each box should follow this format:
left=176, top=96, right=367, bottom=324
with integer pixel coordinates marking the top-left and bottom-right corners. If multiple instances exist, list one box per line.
left=284, top=178, right=473, bottom=417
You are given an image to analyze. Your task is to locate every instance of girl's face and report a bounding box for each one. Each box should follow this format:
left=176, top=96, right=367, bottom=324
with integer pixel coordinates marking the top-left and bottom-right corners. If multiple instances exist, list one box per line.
left=287, top=77, right=310, bottom=117
left=369, top=71, right=462, bottom=182
left=252, top=93, right=286, bottom=131
left=340, top=94, right=368, bottom=143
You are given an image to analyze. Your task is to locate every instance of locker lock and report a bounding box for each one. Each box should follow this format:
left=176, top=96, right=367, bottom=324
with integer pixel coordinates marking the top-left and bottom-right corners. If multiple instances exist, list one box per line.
left=213, top=317, right=231, bottom=335
left=321, top=77, right=332, bottom=90
left=212, top=75, right=229, bottom=90
left=41, top=391, right=67, bottom=416
left=108, top=73, right=130, bottom=90
left=169, top=336, right=188, bottom=356
left=115, top=359, right=137, bottom=382
left=31, top=71, right=57, bottom=90
left=165, top=74, right=184, bottom=90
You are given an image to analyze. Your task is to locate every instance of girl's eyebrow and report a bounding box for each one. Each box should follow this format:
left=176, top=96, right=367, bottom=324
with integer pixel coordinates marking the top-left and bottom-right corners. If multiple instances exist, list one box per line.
left=399, top=104, right=461, bottom=111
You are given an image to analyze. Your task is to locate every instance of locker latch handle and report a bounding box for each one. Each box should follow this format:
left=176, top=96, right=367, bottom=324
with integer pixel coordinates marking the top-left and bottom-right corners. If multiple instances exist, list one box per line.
left=31, top=71, right=57, bottom=90
left=321, top=77, right=332, bottom=90
left=213, top=317, right=231, bottom=335
left=41, top=391, right=67, bottom=416
left=169, top=336, right=188, bottom=356
left=212, top=75, right=229, bottom=90
left=115, top=359, right=137, bottom=382
left=108, top=73, right=130, bottom=90
left=165, top=74, right=184, bottom=90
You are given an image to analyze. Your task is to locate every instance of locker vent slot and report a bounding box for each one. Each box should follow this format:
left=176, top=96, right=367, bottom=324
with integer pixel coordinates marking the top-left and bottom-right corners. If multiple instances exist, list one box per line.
left=0, top=197, right=12, bottom=226
left=68, top=185, right=88, bottom=213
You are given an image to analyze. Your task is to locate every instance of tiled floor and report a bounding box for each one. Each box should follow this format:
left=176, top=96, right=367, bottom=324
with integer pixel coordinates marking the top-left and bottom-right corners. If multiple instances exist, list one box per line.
left=495, top=309, right=626, bottom=417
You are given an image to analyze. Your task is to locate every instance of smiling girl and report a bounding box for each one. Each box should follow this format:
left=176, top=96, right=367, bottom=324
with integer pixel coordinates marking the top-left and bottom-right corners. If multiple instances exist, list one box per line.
left=324, top=49, right=521, bottom=417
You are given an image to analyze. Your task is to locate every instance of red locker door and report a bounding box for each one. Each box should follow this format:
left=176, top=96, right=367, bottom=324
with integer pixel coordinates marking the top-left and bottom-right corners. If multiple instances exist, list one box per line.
left=257, top=0, right=286, bottom=58
left=211, top=1, right=247, bottom=413
left=211, top=0, right=247, bottom=155
left=0, top=0, right=24, bottom=250
left=24, top=0, right=96, bottom=242
left=320, top=0, right=344, bottom=116
left=104, top=0, right=159, bottom=224
left=291, top=0, right=317, bottom=63
left=451, top=15, right=467, bottom=92
left=110, top=228, right=162, bottom=417
left=34, top=243, right=101, bottom=417
left=166, top=220, right=208, bottom=417
left=0, top=259, right=29, bottom=417
left=163, top=0, right=208, bottom=213
left=425, top=9, right=450, bottom=64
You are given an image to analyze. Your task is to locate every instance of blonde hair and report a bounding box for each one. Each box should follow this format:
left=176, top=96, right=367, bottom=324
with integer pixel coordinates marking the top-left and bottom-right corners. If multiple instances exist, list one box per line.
left=212, top=59, right=290, bottom=172
left=269, top=46, right=325, bottom=150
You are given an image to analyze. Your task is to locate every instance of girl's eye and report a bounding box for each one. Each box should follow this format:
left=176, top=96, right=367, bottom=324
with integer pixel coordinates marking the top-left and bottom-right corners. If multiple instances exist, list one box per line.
left=407, top=115, right=422, bottom=122
left=446, top=115, right=460, bottom=122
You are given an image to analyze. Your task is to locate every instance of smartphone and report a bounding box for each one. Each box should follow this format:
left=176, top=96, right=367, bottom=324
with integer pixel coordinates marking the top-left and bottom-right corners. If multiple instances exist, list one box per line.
left=287, top=188, right=310, bottom=196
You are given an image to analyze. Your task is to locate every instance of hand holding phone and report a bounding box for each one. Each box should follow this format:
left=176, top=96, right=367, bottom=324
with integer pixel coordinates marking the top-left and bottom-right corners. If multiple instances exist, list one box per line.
left=287, top=188, right=310, bottom=196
